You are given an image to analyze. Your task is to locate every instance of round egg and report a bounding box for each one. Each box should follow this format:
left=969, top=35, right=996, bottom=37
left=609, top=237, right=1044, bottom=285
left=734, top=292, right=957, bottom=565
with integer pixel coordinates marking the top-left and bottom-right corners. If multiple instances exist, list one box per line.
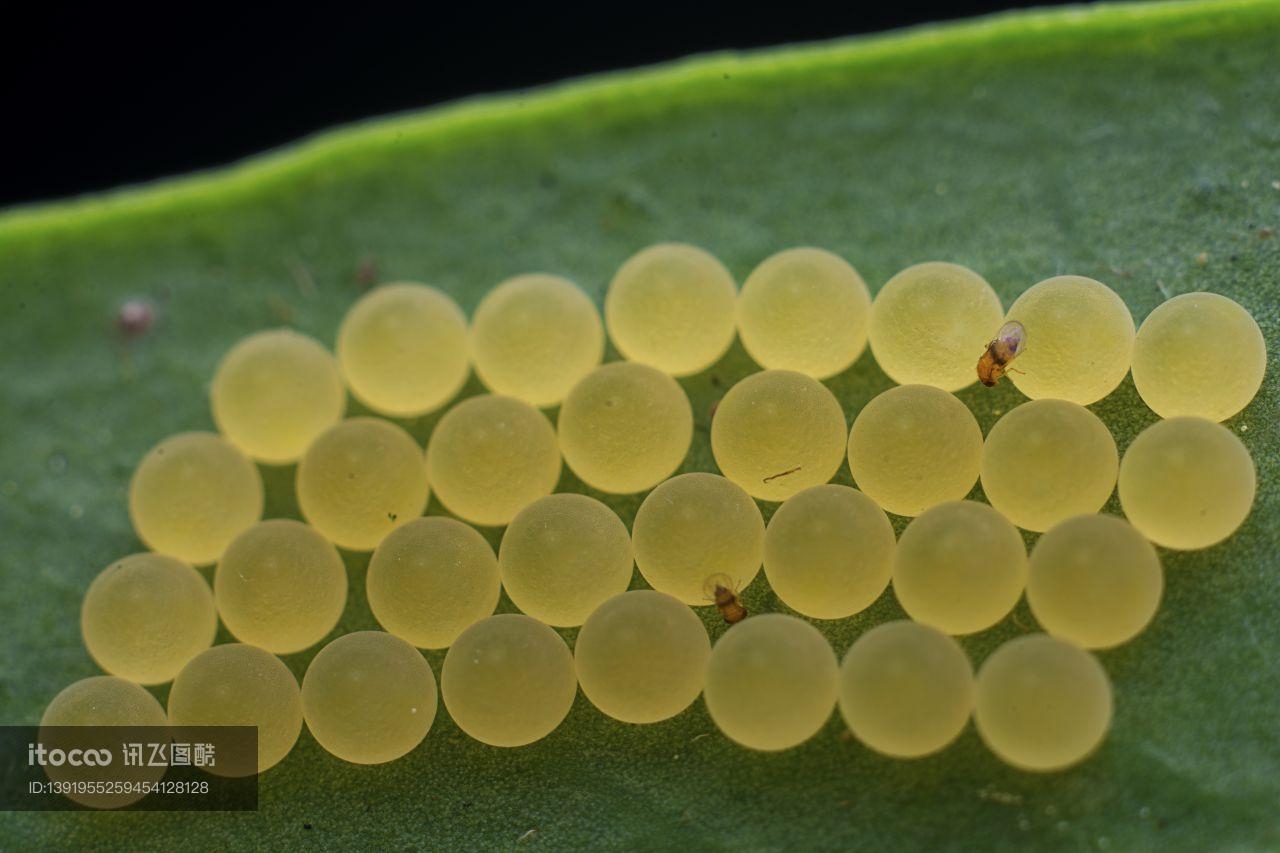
left=81, top=553, right=217, bottom=685
left=301, top=631, right=438, bottom=764
left=367, top=516, right=501, bottom=649
left=1004, top=275, right=1135, bottom=405
left=980, top=399, right=1118, bottom=532
left=336, top=283, right=470, bottom=417
left=499, top=494, right=633, bottom=628
left=737, top=247, right=872, bottom=379
left=868, top=261, right=1004, bottom=391
left=575, top=590, right=711, bottom=724
left=1117, top=417, right=1255, bottom=549
left=425, top=395, right=561, bottom=526
left=441, top=614, right=577, bottom=747
left=557, top=361, right=693, bottom=494
left=295, top=417, right=429, bottom=551
left=1131, top=292, right=1266, bottom=421
left=129, top=432, right=263, bottom=565
left=763, top=485, right=895, bottom=619
left=214, top=519, right=347, bottom=654
left=711, top=369, right=848, bottom=502
left=211, top=328, right=346, bottom=464
left=847, top=385, right=983, bottom=517
left=605, top=243, right=738, bottom=376
left=892, top=500, right=1028, bottom=635
left=632, top=473, right=765, bottom=605
left=471, top=273, right=603, bottom=407
left=838, top=621, right=974, bottom=758
left=703, top=614, right=839, bottom=751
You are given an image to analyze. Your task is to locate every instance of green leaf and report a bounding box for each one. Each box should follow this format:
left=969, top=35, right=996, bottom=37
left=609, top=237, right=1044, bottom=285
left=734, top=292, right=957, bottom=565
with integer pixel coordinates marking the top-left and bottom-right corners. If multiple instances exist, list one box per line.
left=2, top=1, right=1278, bottom=848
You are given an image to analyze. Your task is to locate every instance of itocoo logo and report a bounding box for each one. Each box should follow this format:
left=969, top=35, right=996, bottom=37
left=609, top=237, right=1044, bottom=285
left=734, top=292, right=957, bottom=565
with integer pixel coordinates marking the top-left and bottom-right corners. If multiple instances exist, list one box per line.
left=28, top=743, right=113, bottom=767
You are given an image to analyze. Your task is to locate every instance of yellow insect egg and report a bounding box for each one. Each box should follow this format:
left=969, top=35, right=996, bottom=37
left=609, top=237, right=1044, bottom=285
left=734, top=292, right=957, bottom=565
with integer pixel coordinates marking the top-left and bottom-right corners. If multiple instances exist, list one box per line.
left=703, top=614, right=839, bottom=751
left=847, top=384, right=983, bottom=517
left=763, top=485, right=895, bottom=619
left=974, top=634, right=1113, bottom=772
left=301, top=631, right=438, bottom=764
left=868, top=261, right=1005, bottom=391
left=214, top=519, right=347, bottom=655
left=40, top=677, right=168, bottom=809
left=605, top=243, right=738, bottom=376
left=295, top=417, right=429, bottom=551
left=737, top=247, right=872, bottom=379
left=1004, top=275, right=1136, bottom=405
left=557, top=361, right=693, bottom=494
left=980, top=399, right=1119, bottom=532
left=499, top=494, right=633, bottom=628
left=710, top=369, right=848, bottom=502
left=336, top=283, right=470, bottom=417
left=367, top=516, right=501, bottom=649
left=1027, top=515, right=1163, bottom=649
left=210, top=328, right=346, bottom=464
left=425, top=395, right=561, bottom=526
left=128, top=431, right=263, bottom=565
left=167, top=644, right=304, bottom=775
left=81, top=553, right=217, bottom=685
left=838, top=621, right=974, bottom=758
left=470, top=273, right=604, bottom=407
left=1118, top=417, right=1256, bottom=550
left=574, top=590, right=711, bottom=724
left=892, top=500, right=1028, bottom=635
left=632, top=473, right=765, bottom=605
left=1131, top=292, right=1266, bottom=421
left=441, top=614, right=577, bottom=747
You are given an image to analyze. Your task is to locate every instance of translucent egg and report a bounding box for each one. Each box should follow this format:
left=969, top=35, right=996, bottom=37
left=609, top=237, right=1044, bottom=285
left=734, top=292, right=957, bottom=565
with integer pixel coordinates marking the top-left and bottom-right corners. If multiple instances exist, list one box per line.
left=847, top=385, right=983, bottom=517
left=128, top=432, right=264, bottom=565
left=605, top=243, right=738, bottom=376
left=575, top=590, right=711, bottom=724
left=980, top=399, right=1118, bottom=532
left=81, top=553, right=217, bottom=685
left=632, top=473, right=765, bottom=605
left=974, top=634, right=1112, bottom=771
left=441, top=614, right=577, bottom=747
left=1118, top=417, right=1255, bottom=550
left=295, top=417, right=429, bottom=551
left=470, top=273, right=604, bottom=407
left=868, top=261, right=1005, bottom=391
left=763, top=485, right=895, bottom=619
left=1027, top=515, right=1163, bottom=649
left=214, top=519, right=347, bottom=654
left=710, top=369, right=848, bottom=502
left=210, top=328, right=346, bottom=464
left=737, top=247, right=872, bottom=379
left=301, top=631, right=438, bottom=764
left=425, top=395, right=561, bottom=526
left=40, top=676, right=167, bottom=809
left=167, top=644, right=303, bottom=775
left=892, top=501, right=1027, bottom=635
left=336, top=283, right=470, bottom=417
left=41, top=676, right=167, bottom=728
left=1004, top=275, right=1135, bottom=405
left=1131, top=292, right=1266, bottom=421
left=703, top=614, right=839, bottom=751
left=367, top=516, right=501, bottom=649
left=557, top=361, right=693, bottom=494
left=499, top=494, right=633, bottom=628
left=838, top=621, right=974, bottom=758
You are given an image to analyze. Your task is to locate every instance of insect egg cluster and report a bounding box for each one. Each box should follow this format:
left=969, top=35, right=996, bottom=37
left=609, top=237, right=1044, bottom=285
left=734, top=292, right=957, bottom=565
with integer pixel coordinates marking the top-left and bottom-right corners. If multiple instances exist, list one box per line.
left=40, top=243, right=1264, bottom=806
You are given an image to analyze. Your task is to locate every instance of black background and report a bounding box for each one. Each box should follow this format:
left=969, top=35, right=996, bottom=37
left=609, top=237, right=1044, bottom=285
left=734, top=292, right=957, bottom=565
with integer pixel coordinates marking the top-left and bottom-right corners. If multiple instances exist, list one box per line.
left=5, top=3, right=1082, bottom=207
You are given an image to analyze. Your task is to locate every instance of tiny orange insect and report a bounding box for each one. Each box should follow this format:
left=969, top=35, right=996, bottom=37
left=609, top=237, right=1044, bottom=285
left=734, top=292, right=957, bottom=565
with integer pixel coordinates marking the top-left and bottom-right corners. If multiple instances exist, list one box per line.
left=703, top=573, right=747, bottom=625
left=977, top=320, right=1027, bottom=387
